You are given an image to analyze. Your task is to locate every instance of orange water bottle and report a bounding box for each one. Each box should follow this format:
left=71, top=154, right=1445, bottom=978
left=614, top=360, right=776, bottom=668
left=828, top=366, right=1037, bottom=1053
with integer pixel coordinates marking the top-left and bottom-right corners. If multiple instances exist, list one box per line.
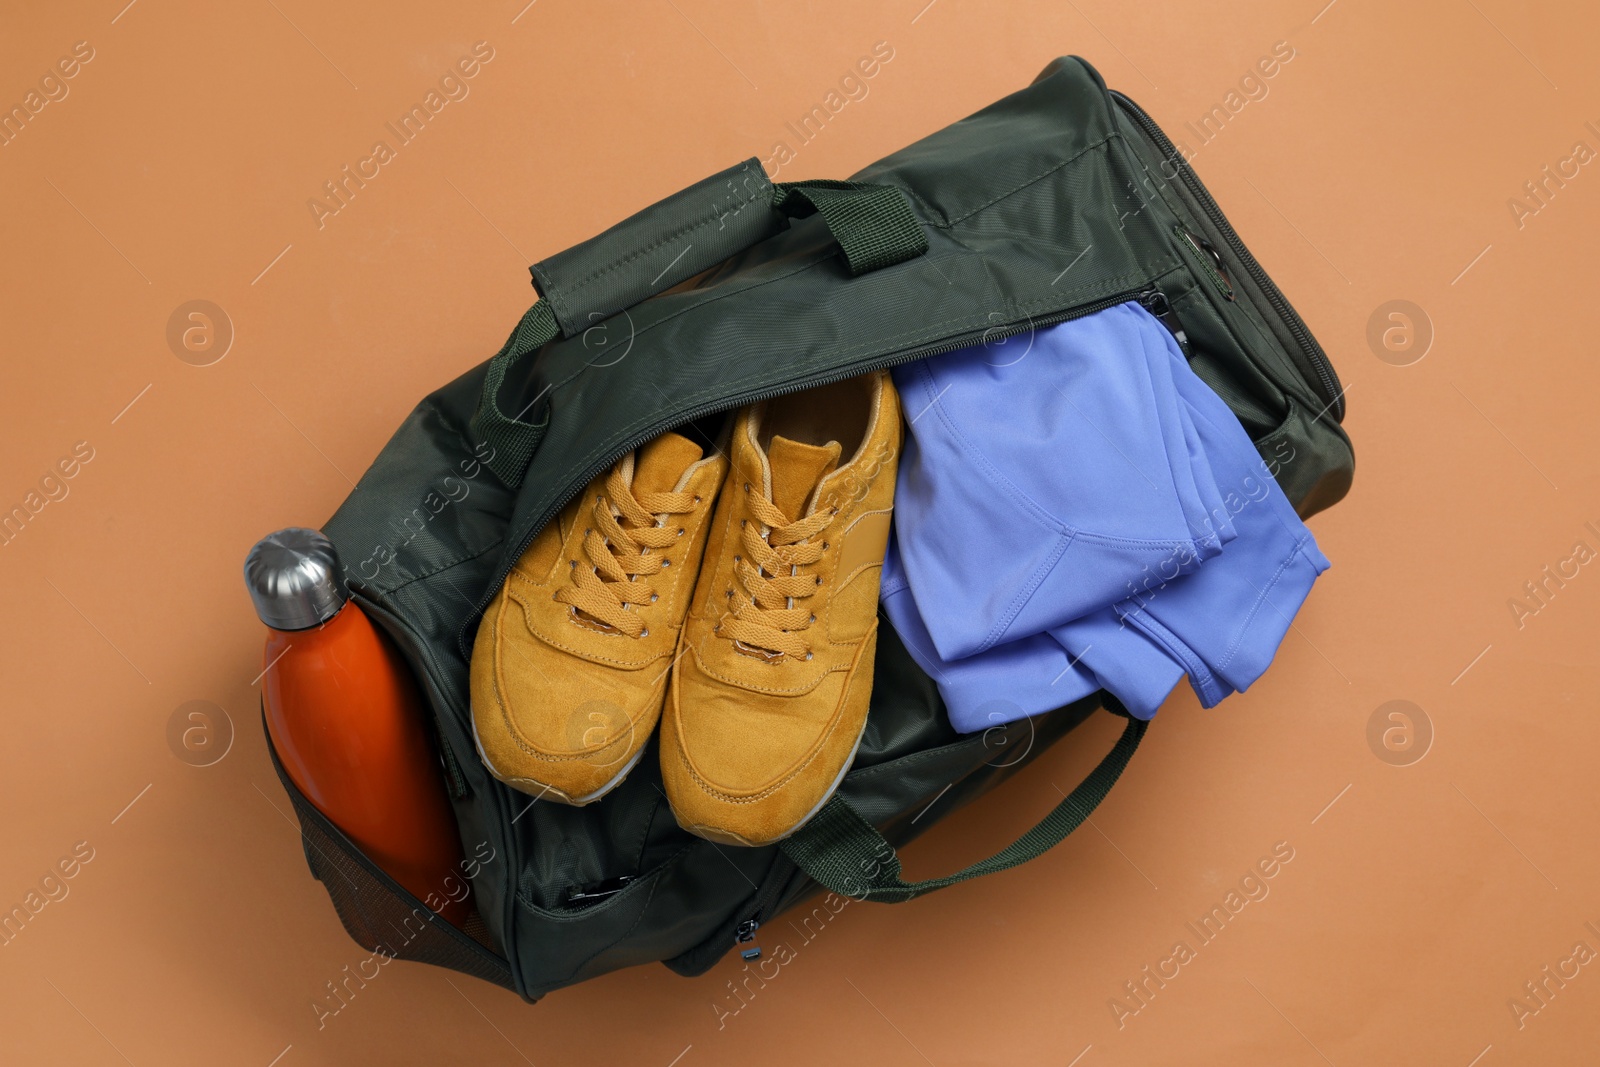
left=245, top=527, right=470, bottom=927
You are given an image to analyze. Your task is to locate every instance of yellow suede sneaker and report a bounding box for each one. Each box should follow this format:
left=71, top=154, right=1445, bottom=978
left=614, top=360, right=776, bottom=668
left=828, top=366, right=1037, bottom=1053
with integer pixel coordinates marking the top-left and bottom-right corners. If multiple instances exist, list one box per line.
left=661, top=372, right=901, bottom=845
left=470, top=430, right=727, bottom=804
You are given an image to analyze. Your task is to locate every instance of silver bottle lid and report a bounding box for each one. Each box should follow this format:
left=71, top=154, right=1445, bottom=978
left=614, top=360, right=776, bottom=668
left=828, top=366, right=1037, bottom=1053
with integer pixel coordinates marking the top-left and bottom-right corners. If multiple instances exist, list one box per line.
left=244, top=527, right=349, bottom=631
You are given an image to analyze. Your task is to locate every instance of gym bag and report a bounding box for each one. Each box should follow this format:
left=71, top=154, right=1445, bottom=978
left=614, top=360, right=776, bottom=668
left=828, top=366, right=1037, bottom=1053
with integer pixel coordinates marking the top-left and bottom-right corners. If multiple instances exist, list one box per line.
left=266, top=55, right=1354, bottom=1001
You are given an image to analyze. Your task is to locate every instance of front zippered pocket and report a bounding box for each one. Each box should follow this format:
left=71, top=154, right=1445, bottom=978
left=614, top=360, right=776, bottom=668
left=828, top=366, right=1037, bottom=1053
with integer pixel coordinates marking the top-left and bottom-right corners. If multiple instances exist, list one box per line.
left=1110, top=90, right=1344, bottom=422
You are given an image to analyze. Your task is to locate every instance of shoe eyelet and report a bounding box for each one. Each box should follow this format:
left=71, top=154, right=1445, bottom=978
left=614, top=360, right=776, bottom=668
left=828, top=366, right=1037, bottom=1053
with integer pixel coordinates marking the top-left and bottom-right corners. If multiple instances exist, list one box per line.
left=808, top=613, right=816, bottom=624
left=726, top=588, right=733, bottom=598
left=740, top=519, right=747, bottom=528
left=650, top=594, right=659, bottom=603
left=733, top=554, right=741, bottom=562
left=661, top=559, right=671, bottom=568
left=743, top=482, right=751, bottom=492
left=804, top=651, right=814, bottom=661
left=815, top=576, right=823, bottom=586
left=821, top=542, right=829, bottom=550
left=678, top=528, right=686, bottom=537
left=640, top=628, right=650, bottom=637
left=694, top=495, right=702, bottom=504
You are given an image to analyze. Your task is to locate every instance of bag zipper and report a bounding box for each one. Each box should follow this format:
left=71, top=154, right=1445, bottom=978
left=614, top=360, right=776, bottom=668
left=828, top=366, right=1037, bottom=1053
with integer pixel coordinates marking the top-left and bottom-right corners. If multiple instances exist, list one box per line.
left=729, top=850, right=796, bottom=962
left=1138, top=288, right=1191, bottom=357
left=734, top=918, right=762, bottom=960
left=459, top=286, right=1154, bottom=654
left=1109, top=90, right=1344, bottom=421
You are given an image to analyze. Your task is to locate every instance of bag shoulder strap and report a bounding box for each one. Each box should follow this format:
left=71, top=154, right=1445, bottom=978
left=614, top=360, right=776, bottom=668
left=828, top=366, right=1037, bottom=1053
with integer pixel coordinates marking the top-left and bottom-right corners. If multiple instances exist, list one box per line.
left=780, top=715, right=1146, bottom=904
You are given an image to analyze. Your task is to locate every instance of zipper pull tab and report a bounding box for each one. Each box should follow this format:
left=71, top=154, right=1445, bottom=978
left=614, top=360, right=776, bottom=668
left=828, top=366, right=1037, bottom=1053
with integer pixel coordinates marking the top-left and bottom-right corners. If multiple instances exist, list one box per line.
left=736, top=918, right=761, bottom=960
left=1138, top=289, right=1193, bottom=359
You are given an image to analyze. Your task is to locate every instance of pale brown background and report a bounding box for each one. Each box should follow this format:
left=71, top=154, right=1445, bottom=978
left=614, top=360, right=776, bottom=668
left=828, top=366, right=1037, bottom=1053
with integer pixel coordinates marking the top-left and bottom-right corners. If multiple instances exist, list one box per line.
left=2, top=0, right=1597, bottom=1063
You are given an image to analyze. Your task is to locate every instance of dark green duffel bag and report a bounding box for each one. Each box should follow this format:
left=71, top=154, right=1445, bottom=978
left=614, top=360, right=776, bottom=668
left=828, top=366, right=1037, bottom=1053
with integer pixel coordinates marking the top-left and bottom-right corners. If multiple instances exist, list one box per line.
left=267, top=54, right=1353, bottom=1001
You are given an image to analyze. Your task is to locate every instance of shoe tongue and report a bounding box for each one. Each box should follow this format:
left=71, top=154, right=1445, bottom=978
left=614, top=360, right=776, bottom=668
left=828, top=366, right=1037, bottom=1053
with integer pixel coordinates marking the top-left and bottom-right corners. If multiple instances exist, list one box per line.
left=767, top=435, right=841, bottom=519
left=631, top=432, right=704, bottom=496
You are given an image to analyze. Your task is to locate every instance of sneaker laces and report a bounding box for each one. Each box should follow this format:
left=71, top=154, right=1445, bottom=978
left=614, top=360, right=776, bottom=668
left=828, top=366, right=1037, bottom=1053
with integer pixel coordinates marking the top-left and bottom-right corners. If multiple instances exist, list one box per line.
left=717, top=486, right=838, bottom=661
left=555, top=465, right=698, bottom=638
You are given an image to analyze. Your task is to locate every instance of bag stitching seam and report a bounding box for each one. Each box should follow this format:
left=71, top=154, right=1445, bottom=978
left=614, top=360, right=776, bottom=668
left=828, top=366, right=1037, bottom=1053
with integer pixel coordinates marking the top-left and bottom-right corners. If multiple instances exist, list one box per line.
left=549, top=161, right=770, bottom=304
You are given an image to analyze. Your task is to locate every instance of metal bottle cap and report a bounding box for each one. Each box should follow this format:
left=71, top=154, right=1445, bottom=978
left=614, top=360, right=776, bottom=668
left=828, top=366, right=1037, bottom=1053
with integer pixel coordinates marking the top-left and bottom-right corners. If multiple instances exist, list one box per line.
left=244, top=527, right=349, bottom=631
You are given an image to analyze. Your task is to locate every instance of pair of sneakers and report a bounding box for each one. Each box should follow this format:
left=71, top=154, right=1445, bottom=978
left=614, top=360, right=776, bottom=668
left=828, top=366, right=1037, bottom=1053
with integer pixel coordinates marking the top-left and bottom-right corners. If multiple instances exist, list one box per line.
left=469, top=373, right=901, bottom=845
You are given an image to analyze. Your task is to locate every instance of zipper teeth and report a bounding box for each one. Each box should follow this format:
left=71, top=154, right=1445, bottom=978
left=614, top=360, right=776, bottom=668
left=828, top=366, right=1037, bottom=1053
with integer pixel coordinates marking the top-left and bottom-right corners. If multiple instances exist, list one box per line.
left=1111, top=91, right=1345, bottom=421
left=458, top=289, right=1146, bottom=650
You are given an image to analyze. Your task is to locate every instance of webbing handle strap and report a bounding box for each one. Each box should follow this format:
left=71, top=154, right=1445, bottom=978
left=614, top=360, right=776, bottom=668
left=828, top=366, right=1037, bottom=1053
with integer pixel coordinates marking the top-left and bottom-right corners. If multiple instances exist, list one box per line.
left=469, top=301, right=559, bottom=487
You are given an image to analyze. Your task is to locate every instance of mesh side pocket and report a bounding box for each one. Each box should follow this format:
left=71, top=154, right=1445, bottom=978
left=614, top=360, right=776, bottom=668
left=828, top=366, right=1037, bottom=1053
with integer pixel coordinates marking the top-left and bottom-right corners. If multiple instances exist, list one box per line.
left=265, top=722, right=522, bottom=997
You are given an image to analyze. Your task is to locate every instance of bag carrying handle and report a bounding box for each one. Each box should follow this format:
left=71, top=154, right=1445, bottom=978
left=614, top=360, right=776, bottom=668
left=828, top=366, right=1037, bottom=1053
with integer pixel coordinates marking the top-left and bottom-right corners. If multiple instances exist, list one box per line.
left=779, top=715, right=1147, bottom=904
left=471, top=159, right=929, bottom=486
